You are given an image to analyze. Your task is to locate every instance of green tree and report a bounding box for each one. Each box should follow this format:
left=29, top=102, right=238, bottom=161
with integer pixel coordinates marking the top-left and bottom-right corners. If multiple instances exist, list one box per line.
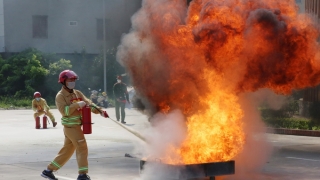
left=0, top=47, right=124, bottom=102
left=0, top=49, right=48, bottom=97
left=70, top=47, right=125, bottom=97
left=44, top=58, right=73, bottom=97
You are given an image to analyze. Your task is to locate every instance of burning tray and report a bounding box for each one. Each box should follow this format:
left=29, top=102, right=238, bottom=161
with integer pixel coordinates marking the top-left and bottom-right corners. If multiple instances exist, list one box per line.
left=140, top=159, right=235, bottom=180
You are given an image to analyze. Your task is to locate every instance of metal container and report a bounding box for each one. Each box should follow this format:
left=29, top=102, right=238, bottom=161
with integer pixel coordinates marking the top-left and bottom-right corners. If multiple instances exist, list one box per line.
left=140, top=159, right=235, bottom=180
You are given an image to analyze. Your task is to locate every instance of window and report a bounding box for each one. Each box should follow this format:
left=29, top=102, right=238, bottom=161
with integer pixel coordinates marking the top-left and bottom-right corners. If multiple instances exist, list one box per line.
left=69, top=21, right=78, bottom=26
left=33, top=15, right=48, bottom=39
left=97, top=18, right=111, bottom=40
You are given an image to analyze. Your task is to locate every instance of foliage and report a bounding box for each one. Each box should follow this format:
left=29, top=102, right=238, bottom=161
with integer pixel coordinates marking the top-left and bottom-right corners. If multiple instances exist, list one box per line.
left=0, top=47, right=125, bottom=103
left=263, top=117, right=311, bottom=130
left=0, top=96, right=56, bottom=109
left=260, top=99, right=299, bottom=119
left=258, top=97, right=320, bottom=130
left=70, top=47, right=125, bottom=96
left=0, top=96, right=32, bottom=109
left=0, top=48, right=49, bottom=97
left=45, top=58, right=73, bottom=97
left=0, top=48, right=73, bottom=100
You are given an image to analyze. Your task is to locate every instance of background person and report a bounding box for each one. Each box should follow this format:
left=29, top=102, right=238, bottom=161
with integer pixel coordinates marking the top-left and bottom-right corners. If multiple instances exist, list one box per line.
left=89, top=90, right=98, bottom=104
left=32, top=91, right=57, bottom=128
left=40, top=70, right=109, bottom=180
left=113, top=75, right=130, bottom=123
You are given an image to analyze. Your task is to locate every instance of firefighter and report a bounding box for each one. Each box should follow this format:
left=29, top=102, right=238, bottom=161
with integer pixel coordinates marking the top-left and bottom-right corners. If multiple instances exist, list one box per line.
left=40, top=70, right=109, bottom=180
left=113, top=75, right=130, bottom=123
left=32, top=91, right=57, bottom=128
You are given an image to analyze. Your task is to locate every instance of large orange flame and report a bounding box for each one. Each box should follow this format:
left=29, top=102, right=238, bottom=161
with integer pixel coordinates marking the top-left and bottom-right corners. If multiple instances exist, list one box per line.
left=117, top=0, right=320, bottom=164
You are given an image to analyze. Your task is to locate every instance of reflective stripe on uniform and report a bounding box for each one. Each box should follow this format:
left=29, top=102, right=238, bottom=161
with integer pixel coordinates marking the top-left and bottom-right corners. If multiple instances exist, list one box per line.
left=61, top=116, right=81, bottom=125
left=51, top=161, right=61, bottom=169
left=65, top=106, right=70, bottom=116
left=90, top=104, right=99, bottom=112
left=79, top=167, right=88, bottom=172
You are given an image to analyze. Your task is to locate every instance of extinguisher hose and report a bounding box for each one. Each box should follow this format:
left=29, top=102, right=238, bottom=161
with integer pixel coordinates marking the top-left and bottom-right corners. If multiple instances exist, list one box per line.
left=108, top=116, right=147, bottom=143
left=88, top=105, right=147, bottom=143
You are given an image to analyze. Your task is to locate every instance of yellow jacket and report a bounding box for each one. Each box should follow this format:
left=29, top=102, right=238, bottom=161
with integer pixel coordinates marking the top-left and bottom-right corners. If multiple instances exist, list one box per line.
left=56, top=87, right=101, bottom=127
left=32, top=98, right=50, bottom=112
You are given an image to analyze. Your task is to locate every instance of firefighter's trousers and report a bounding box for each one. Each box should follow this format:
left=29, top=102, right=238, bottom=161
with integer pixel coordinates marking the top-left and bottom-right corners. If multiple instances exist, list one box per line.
left=47, top=125, right=88, bottom=174
left=34, top=110, right=56, bottom=123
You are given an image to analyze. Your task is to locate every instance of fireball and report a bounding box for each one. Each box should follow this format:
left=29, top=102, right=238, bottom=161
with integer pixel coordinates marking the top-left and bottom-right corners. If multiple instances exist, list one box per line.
left=117, top=0, right=320, bottom=165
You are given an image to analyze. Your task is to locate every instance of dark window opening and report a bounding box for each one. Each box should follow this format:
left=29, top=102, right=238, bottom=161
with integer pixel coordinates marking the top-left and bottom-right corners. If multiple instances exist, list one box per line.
left=97, top=18, right=111, bottom=40
left=33, top=15, right=48, bottom=39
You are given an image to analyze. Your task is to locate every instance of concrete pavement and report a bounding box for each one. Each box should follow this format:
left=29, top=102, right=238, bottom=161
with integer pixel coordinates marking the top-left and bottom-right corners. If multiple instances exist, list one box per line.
left=1, top=108, right=320, bottom=179
left=0, top=107, right=149, bottom=180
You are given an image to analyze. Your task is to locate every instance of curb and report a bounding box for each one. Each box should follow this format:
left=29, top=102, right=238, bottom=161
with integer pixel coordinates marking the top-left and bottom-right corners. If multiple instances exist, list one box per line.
left=267, top=127, right=320, bottom=137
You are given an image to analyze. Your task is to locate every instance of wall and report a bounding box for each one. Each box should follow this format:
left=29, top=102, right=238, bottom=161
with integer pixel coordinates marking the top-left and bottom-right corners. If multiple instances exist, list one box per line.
left=3, top=0, right=141, bottom=54
left=305, top=0, right=320, bottom=24
left=0, top=0, right=4, bottom=52
left=296, top=0, right=306, bottom=13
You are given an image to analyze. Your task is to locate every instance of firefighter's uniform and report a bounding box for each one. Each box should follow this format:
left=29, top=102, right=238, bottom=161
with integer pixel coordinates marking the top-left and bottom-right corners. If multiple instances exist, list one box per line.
left=47, top=87, right=101, bottom=174
left=32, top=98, right=56, bottom=123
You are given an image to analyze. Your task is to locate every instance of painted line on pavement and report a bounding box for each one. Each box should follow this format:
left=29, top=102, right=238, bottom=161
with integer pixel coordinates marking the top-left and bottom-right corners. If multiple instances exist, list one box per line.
left=286, top=157, right=320, bottom=162
left=55, top=175, right=74, bottom=180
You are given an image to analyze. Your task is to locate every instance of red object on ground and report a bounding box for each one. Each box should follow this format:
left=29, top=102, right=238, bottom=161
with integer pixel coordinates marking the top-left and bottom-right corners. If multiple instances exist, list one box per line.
left=43, top=116, right=47, bottom=129
left=82, top=106, right=92, bottom=134
left=36, top=116, right=40, bottom=129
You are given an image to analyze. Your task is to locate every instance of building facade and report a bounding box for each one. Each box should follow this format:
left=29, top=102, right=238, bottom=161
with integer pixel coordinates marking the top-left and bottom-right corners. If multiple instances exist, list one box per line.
left=296, top=0, right=305, bottom=13
left=300, top=0, right=320, bottom=103
left=305, top=0, right=320, bottom=24
left=0, top=0, right=141, bottom=54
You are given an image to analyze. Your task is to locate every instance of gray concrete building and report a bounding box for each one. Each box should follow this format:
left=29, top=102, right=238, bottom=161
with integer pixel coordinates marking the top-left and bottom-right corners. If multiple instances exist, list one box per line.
left=296, top=0, right=305, bottom=13
left=0, top=0, right=141, bottom=54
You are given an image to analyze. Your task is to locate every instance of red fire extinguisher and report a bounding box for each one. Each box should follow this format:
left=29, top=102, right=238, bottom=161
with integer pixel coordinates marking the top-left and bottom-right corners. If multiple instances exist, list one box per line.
left=35, top=116, right=40, bottom=129
left=82, top=105, right=92, bottom=134
left=43, top=116, right=47, bottom=129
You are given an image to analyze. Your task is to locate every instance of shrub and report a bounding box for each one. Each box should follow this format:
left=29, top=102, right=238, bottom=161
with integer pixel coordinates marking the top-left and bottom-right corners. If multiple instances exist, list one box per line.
left=0, top=96, right=56, bottom=109
left=263, top=117, right=319, bottom=130
left=260, top=99, right=299, bottom=119
left=0, top=96, right=31, bottom=108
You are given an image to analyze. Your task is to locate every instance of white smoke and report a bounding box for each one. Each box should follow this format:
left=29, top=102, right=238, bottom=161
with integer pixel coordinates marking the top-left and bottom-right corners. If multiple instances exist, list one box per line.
left=226, top=89, right=286, bottom=179
left=136, top=109, right=187, bottom=180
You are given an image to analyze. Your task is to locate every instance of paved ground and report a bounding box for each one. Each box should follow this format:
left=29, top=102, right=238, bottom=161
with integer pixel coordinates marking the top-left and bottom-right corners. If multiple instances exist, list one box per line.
left=0, top=108, right=148, bottom=180
left=0, top=108, right=320, bottom=180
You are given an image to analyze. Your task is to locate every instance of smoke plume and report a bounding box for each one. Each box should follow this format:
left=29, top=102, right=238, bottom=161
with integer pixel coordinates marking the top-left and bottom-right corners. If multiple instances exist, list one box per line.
left=117, top=0, right=320, bottom=179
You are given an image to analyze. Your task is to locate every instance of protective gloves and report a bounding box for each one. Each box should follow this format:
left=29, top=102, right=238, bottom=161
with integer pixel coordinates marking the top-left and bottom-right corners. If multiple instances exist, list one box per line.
left=100, top=110, right=109, bottom=118
left=77, top=101, right=86, bottom=108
